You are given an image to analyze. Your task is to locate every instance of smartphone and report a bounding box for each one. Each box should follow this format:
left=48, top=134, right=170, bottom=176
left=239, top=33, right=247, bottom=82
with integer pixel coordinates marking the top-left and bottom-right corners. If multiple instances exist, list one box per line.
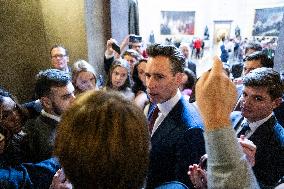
left=112, top=42, right=121, bottom=54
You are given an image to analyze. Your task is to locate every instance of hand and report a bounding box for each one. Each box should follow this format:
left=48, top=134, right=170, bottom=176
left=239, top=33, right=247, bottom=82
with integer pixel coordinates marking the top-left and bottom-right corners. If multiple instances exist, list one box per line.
left=238, top=136, right=256, bottom=166
left=188, top=164, right=207, bottom=189
left=49, top=169, right=73, bottom=189
left=195, top=56, right=237, bottom=131
left=106, top=38, right=118, bottom=56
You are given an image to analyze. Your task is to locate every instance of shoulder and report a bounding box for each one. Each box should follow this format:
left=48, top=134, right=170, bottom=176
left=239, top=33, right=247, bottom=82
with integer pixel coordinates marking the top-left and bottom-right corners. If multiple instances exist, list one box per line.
left=172, top=98, right=204, bottom=130
left=273, top=123, right=284, bottom=146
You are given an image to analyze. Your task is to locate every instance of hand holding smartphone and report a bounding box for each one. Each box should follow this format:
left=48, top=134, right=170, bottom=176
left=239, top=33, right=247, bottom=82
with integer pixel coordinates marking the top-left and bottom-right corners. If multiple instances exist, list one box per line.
left=111, top=42, right=121, bottom=55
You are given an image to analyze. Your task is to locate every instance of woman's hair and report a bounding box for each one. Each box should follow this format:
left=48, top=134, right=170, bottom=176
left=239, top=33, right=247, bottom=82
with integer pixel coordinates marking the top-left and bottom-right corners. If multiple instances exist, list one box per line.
left=72, top=60, right=97, bottom=91
left=54, top=90, right=150, bottom=189
left=182, top=68, right=196, bottom=90
left=132, top=59, right=147, bottom=95
left=105, top=59, right=132, bottom=91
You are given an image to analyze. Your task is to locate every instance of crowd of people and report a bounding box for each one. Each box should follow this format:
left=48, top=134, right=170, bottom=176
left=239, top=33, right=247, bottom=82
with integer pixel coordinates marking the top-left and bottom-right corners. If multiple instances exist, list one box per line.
left=0, top=33, right=283, bottom=189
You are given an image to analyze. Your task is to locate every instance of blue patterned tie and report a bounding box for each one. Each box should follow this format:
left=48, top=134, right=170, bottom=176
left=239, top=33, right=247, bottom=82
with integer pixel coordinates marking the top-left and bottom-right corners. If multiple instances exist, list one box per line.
left=237, top=122, right=251, bottom=137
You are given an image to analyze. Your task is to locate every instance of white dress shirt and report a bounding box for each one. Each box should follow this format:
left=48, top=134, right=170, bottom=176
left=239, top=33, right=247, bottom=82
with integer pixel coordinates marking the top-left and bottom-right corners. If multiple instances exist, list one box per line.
left=151, top=90, right=181, bottom=137
left=41, top=109, right=61, bottom=122
left=238, top=113, right=273, bottom=138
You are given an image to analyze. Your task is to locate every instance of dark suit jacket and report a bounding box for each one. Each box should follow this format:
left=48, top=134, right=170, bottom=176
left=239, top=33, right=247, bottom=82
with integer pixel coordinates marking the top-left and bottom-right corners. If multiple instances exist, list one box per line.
left=24, top=114, right=59, bottom=163
left=231, top=112, right=284, bottom=187
left=187, top=61, right=196, bottom=75
left=146, top=97, right=205, bottom=189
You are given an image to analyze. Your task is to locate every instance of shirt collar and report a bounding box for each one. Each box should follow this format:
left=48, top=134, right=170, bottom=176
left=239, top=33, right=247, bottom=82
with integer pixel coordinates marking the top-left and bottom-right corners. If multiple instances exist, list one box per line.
left=41, top=109, right=61, bottom=122
left=157, top=89, right=181, bottom=117
left=244, top=113, right=273, bottom=133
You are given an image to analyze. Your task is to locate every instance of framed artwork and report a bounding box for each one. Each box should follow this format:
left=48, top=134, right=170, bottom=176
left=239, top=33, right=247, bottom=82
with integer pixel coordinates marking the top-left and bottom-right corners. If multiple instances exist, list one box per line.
left=213, top=20, right=232, bottom=44
left=160, top=11, right=195, bottom=35
left=252, top=7, right=284, bottom=36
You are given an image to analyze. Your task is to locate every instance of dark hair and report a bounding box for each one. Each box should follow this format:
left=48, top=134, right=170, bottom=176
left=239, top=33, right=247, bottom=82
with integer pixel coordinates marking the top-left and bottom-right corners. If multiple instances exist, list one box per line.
left=244, top=51, right=274, bottom=68
left=132, top=59, right=147, bottom=95
left=0, top=87, right=28, bottom=137
left=50, top=44, right=69, bottom=57
left=183, top=68, right=196, bottom=89
left=106, top=59, right=132, bottom=91
left=35, top=69, right=71, bottom=98
left=54, top=90, right=149, bottom=189
left=243, top=68, right=283, bottom=100
left=244, top=41, right=262, bottom=55
left=146, top=44, right=185, bottom=74
left=122, top=49, right=141, bottom=61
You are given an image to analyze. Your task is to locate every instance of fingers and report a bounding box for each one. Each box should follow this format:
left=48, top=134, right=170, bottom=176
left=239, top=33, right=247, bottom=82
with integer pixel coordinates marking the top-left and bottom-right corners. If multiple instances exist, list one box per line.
left=210, top=56, right=223, bottom=75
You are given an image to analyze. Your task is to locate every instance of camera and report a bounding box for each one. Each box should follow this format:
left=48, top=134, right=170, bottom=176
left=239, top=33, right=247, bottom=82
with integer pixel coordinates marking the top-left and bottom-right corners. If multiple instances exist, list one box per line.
left=129, top=34, right=142, bottom=43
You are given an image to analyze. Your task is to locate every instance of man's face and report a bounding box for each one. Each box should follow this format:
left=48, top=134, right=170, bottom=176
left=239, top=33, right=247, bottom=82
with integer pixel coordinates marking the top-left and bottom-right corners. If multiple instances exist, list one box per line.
left=243, top=60, right=262, bottom=75
left=131, top=42, right=142, bottom=54
left=145, top=56, right=182, bottom=103
left=180, top=46, right=190, bottom=59
left=240, top=86, right=280, bottom=122
left=51, top=47, right=69, bottom=71
left=49, top=82, right=75, bottom=116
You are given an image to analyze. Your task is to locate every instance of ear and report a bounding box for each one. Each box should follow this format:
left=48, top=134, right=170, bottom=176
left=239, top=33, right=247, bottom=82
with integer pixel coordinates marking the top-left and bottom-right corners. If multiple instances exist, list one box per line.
left=175, top=72, right=184, bottom=84
left=272, top=97, right=283, bottom=109
left=40, top=97, right=52, bottom=110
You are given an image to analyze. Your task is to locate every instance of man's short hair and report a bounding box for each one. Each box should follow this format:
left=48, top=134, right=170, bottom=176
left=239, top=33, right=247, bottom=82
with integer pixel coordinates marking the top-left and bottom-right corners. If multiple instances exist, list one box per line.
left=243, top=68, right=283, bottom=100
left=245, top=41, right=262, bottom=55
left=35, top=69, right=71, bottom=98
left=49, top=44, right=69, bottom=57
left=244, top=51, right=274, bottom=68
left=146, top=44, right=185, bottom=74
left=54, top=90, right=149, bottom=189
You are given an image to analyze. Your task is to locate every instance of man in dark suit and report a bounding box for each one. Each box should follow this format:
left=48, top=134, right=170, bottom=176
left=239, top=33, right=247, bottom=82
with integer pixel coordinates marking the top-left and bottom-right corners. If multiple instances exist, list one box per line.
left=50, top=45, right=71, bottom=73
left=144, top=44, right=205, bottom=189
left=24, top=69, right=76, bottom=163
left=231, top=67, right=284, bottom=188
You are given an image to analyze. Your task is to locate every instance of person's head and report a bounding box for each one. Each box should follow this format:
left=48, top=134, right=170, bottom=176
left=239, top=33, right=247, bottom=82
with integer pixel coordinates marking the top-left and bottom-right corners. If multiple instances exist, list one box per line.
left=241, top=68, right=283, bottom=122
left=129, top=35, right=143, bottom=54
left=145, top=44, right=185, bottom=103
left=179, top=43, right=190, bottom=59
left=180, top=68, right=196, bottom=91
left=132, top=59, right=147, bottom=94
left=50, top=45, right=69, bottom=71
left=72, top=60, right=98, bottom=93
left=243, top=51, right=273, bottom=75
left=122, top=49, right=141, bottom=71
left=35, top=69, right=75, bottom=116
left=0, top=87, right=27, bottom=136
left=54, top=90, right=149, bottom=189
left=106, top=59, right=132, bottom=91
left=244, top=41, right=262, bottom=56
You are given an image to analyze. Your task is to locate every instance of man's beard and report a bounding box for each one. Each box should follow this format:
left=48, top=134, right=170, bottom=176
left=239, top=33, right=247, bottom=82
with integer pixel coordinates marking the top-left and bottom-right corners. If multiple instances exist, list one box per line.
left=51, top=101, right=63, bottom=116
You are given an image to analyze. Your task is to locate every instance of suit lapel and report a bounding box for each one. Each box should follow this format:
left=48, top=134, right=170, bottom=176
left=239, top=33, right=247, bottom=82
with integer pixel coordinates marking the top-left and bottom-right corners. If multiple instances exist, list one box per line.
left=151, top=97, right=184, bottom=144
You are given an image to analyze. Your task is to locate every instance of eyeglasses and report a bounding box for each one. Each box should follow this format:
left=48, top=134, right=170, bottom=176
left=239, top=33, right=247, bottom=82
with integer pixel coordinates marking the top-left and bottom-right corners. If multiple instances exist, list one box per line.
left=51, top=54, right=67, bottom=59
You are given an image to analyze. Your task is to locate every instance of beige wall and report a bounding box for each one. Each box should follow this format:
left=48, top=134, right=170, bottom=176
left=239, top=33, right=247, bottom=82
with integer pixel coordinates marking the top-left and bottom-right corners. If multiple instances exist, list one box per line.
left=0, top=0, right=88, bottom=103
left=40, top=0, right=88, bottom=64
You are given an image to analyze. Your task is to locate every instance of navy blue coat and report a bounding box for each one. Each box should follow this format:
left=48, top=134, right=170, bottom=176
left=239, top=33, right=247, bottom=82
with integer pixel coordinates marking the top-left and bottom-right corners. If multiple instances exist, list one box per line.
left=146, top=97, right=205, bottom=189
left=0, top=157, right=60, bottom=189
left=231, top=112, right=284, bottom=187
